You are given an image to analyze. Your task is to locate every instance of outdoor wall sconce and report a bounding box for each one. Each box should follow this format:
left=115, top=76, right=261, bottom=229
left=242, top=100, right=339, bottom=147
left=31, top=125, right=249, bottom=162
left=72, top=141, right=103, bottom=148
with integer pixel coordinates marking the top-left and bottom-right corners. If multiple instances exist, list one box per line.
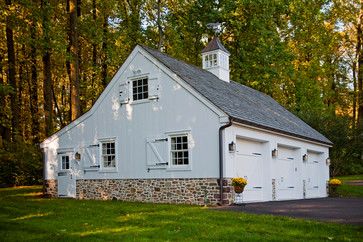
left=302, top=154, right=308, bottom=162
left=75, top=152, right=81, bottom=161
left=326, top=157, right=331, bottom=165
left=272, top=148, right=278, bottom=157
left=228, top=141, right=236, bottom=152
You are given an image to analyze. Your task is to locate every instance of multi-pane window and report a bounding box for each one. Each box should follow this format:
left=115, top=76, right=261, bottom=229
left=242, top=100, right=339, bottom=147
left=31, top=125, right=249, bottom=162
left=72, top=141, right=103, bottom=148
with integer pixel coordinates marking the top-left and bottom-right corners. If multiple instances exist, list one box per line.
left=101, top=141, right=116, bottom=168
left=204, top=53, right=218, bottom=68
left=61, top=155, right=70, bottom=170
left=170, top=135, right=189, bottom=166
left=132, top=78, right=148, bottom=101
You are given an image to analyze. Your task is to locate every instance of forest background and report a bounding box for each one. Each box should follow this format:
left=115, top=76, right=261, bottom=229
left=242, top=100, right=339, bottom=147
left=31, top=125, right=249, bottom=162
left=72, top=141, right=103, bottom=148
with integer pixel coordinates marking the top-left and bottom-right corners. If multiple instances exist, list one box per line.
left=0, top=0, right=362, bottom=186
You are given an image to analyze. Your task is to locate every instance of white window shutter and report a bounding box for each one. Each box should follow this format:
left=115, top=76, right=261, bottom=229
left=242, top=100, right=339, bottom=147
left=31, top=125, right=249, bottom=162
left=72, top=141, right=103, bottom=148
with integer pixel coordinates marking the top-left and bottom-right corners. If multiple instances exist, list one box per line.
left=146, top=136, right=168, bottom=166
left=84, top=144, right=100, bottom=168
left=119, top=82, right=129, bottom=104
left=148, top=77, right=159, bottom=100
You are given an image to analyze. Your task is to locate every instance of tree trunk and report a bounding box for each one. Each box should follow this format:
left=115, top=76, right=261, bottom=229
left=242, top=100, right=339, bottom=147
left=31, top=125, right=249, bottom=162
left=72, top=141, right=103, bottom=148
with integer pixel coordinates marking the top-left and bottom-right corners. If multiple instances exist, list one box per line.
left=91, top=0, right=97, bottom=103
left=358, top=2, right=363, bottom=130
left=30, top=20, right=40, bottom=143
left=0, top=53, right=11, bottom=144
left=101, top=16, right=108, bottom=88
left=157, top=0, right=163, bottom=50
left=357, top=0, right=363, bottom=161
left=5, top=0, right=20, bottom=141
left=353, top=60, right=357, bottom=126
left=67, top=0, right=81, bottom=121
left=41, top=0, right=53, bottom=137
left=18, top=45, right=25, bottom=139
left=52, top=84, right=64, bottom=127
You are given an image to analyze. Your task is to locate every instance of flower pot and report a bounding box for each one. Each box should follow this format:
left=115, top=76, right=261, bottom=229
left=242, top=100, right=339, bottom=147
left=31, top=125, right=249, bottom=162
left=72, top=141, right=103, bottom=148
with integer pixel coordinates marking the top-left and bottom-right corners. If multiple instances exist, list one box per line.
left=329, top=184, right=339, bottom=197
left=234, top=186, right=244, bottom=194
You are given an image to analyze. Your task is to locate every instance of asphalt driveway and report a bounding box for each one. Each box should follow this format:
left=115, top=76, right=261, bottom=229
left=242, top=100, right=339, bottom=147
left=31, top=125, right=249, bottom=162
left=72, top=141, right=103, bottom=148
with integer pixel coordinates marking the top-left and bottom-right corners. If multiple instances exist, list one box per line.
left=215, top=198, right=363, bottom=225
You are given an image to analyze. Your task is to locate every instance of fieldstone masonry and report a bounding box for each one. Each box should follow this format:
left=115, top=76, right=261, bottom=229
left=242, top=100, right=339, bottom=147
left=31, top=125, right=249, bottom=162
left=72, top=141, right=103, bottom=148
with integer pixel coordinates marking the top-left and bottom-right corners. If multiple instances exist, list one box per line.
left=43, top=179, right=57, bottom=197
left=76, top=178, right=234, bottom=205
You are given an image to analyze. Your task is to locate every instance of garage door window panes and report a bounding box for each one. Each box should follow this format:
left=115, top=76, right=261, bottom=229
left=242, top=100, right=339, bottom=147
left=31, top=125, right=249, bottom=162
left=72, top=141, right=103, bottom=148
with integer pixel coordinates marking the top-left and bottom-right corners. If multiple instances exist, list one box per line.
left=132, top=78, right=148, bottom=101
left=171, top=135, right=189, bottom=166
left=101, top=141, right=116, bottom=168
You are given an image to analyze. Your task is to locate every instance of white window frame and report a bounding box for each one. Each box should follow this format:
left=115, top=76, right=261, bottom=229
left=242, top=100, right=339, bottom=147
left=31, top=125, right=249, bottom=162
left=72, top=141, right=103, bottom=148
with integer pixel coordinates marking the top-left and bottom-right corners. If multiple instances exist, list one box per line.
left=132, top=77, right=149, bottom=102
left=57, top=148, right=73, bottom=172
left=167, top=131, right=192, bottom=171
left=99, top=138, right=118, bottom=172
left=204, top=53, right=218, bottom=68
left=61, top=155, right=70, bottom=170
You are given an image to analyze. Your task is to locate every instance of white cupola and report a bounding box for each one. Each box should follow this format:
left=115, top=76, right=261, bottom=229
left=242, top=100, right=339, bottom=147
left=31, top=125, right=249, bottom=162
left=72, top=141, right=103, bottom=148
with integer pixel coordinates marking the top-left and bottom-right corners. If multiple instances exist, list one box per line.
left=201, top=36, right=230, bottom=82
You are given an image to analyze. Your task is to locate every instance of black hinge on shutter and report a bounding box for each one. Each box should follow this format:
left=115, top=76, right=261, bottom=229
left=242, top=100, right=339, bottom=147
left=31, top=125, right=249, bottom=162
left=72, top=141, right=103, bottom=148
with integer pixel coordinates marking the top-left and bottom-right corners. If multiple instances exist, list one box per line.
left=155, top=138, right=168, bottom=142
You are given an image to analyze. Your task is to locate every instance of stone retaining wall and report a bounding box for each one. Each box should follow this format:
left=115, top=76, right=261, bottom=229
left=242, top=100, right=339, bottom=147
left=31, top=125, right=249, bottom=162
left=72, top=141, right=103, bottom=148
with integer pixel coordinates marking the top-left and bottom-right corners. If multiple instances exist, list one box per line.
left=43, top=179, right=57, bottom=197
left=76, top=178, right=234, bottom=205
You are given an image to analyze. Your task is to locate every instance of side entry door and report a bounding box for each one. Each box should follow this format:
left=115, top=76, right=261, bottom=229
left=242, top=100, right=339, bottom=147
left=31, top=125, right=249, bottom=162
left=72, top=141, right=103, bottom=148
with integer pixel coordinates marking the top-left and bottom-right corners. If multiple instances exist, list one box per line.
left=57, top=150, right=76, bottom=198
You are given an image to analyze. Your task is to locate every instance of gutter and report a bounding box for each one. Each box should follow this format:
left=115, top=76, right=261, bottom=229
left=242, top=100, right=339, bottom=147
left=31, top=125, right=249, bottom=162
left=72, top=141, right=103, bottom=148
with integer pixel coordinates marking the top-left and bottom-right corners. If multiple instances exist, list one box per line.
left=218, top=117, right=232, bottom=205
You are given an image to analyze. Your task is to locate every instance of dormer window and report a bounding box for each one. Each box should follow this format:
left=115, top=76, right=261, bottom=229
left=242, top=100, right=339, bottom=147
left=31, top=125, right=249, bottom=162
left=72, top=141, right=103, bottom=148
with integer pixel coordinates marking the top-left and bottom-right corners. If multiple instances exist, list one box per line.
left=204, top=53, right=218, bottom=68
left=132, top=77, right=148, bottom=101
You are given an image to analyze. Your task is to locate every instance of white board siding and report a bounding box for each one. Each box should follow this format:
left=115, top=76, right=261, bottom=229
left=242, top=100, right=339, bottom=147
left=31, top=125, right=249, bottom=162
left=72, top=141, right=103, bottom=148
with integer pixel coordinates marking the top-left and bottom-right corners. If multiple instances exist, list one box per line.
left=224, top=123, right=329, bottom=202
left=43, top=51, right=222, bottom=181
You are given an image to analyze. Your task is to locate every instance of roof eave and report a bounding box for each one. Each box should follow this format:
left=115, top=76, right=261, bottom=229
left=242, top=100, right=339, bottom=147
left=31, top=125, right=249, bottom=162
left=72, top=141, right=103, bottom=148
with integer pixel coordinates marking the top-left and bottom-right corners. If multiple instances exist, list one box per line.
left=230, top=117, right=333, bottom=147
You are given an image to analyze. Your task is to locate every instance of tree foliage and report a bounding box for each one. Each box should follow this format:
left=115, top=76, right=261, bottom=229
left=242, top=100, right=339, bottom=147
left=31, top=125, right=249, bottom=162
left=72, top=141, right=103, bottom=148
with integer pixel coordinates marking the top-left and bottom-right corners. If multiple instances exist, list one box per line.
left=0, top=0, right=362, bottom=185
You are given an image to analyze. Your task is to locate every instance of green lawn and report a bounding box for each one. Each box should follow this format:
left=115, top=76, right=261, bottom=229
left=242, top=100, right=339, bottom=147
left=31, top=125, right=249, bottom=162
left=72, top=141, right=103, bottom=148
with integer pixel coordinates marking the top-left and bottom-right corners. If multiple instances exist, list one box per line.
left=335, top=175, right=363, bottom=198
left=0, top=186, right=362, bottom=241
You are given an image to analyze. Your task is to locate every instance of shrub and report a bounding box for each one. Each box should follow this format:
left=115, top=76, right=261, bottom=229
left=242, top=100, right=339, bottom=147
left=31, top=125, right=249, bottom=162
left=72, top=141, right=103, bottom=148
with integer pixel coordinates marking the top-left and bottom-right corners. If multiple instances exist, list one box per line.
left=0, top=140, right=42, bottom=186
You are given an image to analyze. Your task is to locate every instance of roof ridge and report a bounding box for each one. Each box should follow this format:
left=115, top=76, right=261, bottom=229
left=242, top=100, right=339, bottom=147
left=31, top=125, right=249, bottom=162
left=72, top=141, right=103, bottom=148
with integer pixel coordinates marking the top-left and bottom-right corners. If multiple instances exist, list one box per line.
left=139, top=44, right=332, bottom=145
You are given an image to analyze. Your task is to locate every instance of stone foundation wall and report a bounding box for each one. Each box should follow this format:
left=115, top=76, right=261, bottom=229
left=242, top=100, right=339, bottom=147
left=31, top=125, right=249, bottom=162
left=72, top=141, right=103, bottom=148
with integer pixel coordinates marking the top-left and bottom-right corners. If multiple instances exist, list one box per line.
left=43, top=179, right=57, bottom=197
left=76, top=178, right=234, bottom=205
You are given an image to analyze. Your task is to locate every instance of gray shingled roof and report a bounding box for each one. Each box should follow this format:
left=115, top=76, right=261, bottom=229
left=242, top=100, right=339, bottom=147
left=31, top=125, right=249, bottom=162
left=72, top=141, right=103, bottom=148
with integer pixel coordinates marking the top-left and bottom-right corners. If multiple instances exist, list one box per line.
left=201, top=36, right=230, bottom=54
left=141, top=45, right=332, bottom=145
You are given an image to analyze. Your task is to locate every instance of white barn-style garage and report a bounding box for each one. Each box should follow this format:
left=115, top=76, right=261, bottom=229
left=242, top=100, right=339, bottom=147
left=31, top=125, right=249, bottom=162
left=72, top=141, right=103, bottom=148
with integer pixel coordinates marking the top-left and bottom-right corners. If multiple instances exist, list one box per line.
left=41, top=36, right=332, bottom=205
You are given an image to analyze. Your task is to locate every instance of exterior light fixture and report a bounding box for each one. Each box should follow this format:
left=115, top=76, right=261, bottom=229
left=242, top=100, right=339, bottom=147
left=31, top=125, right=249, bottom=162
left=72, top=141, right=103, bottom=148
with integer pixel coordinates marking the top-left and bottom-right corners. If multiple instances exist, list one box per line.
left=228, top=141, right=236, bottom=152
left=326, top=157, right=331, bottom=165
left=75, top=152, right=81, bottom=161
left=272, top=148, right=278, bottom=157
left=302, top=154, right=308, bottom=162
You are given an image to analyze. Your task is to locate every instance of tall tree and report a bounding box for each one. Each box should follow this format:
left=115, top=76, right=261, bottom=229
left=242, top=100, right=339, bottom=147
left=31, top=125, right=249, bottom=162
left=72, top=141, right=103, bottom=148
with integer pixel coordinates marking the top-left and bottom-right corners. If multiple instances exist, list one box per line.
left=41, top=0, right=53, bottom=136
left=0, top=53, right=11, bottom=144
left=5, top=0, right=20, bottom=140
left=101, top=15, right=108, bottom=88
left=30, top=16, right=40, bottom=143
left=358, top=0, right=363, bottom=130
left=67, top=0, right=81, bottom=120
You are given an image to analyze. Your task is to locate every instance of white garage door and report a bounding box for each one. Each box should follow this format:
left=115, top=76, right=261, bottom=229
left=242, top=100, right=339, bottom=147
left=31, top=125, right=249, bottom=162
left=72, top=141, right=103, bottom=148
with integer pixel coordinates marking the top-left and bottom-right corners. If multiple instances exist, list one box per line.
left=235, top=138, right=265, bottom=202
left=305, top=151, right=321, bottom=198
left=274, top=146, right=299, bottom=200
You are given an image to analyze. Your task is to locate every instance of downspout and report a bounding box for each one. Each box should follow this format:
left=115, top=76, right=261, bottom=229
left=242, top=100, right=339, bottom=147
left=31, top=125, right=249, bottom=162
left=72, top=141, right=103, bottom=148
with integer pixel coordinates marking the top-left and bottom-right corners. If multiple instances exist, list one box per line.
left=219, top=117, right=232, bottom=205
